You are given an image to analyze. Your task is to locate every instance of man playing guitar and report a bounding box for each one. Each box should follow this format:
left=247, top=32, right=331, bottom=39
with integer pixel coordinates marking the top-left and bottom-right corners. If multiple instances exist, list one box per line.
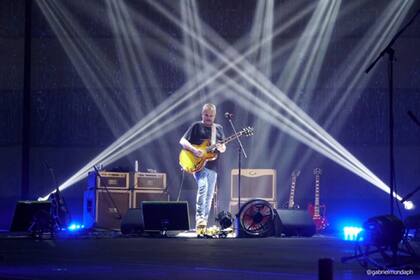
left=179, top=103, right=226, bottom=237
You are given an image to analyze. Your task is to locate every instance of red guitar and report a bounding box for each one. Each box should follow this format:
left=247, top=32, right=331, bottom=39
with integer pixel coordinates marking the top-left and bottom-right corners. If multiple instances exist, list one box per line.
left=308, top=168, right=328, bottom=231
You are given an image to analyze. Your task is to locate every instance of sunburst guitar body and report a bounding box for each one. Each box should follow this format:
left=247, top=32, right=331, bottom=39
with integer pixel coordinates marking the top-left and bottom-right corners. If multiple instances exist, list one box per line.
left=179, top=140, right=218, bottom=173
left=179, top=127, right=254, bottom=174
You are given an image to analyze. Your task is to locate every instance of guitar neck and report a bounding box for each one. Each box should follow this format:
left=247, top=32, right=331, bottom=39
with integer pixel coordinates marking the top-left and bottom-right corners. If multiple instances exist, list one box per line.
left=314, top=174, right=320, bottom=217
left=288, top=177, right=297, bottom=208
left=222, top=131, right=243, bottom=145
left=207, top=131, right=242, bottom=151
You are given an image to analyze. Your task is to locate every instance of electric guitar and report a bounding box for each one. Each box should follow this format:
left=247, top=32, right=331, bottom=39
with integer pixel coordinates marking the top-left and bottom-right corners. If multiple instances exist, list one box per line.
left=308, top=168, right=328, bottom=231
left=179, top=127, right=254, bottom=173
left=283, top=170, right=300, bottom=209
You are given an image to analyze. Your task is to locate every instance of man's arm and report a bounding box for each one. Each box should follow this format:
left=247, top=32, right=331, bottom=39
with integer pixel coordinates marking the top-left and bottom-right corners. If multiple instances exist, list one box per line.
left=215, top=125, right=226, bottom=153
left=180, top=137, right=204, bottom=157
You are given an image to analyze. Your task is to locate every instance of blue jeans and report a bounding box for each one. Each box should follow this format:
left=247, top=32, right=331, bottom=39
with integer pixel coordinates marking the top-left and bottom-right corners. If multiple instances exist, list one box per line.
left=194, top=168, right=217, bottom=225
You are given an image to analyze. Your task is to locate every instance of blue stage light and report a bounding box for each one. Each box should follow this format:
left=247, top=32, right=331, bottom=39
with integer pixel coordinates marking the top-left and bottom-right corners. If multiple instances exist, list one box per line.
left=67, top=223, right=84, bottom=232
left=343, top=226, right=363, bottom=241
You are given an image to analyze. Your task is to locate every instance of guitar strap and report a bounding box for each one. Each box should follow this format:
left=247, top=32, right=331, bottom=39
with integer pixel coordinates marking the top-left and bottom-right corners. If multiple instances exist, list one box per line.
left=211, top=124, right=216, bottom=145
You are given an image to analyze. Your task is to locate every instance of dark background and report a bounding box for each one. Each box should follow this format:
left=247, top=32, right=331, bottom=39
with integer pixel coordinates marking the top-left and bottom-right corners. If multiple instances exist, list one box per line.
left=1, top=0, right=419, bottom=230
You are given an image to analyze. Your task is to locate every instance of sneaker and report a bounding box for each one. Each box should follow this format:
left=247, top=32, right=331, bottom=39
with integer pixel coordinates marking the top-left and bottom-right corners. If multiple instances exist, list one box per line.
left=204, top=226, right=220, bottom=238
left=196, top=225, right=206, bottom=238
left=196, top=218, right=207, bottom=238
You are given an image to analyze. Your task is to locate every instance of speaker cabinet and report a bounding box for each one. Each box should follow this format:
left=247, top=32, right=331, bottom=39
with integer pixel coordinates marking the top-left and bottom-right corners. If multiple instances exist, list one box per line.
left=231, top=169, right=276, bottom=201
left=83, top=189, right=131, bottom=230
left=10, top=201, right=51, bottom=232
left=132, top=190, right=169, bottom=208
left=141, top=201, right=190, bottom=231
left=275, top=209, right=316, bottom=237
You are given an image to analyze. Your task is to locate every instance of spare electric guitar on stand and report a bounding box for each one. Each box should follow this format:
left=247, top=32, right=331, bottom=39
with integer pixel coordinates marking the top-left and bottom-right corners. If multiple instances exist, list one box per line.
left=308, top=168, right=328, bottom=232
left=179, top=127, right=254, bottom=173
left=283, top=170, right=301, bottom=209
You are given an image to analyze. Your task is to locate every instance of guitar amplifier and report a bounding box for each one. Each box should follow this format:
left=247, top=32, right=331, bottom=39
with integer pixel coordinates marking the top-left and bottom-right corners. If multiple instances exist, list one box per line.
left=88, top=171, right=129, bottom=190
left=229, top=199, right=277, bottom=215
left=83, top=189, right=131, bottom=230
left=231, top=169, right=276, bottom=201
left=132, top=190, right=170, bottom=208
left=134, top=172, right=167, bottom=190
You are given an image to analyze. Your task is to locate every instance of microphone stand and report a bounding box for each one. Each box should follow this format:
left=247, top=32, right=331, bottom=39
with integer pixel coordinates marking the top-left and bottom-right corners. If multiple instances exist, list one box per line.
left=401, top=185, right=420, bottom=204
left=408, top=111, right=420, bottom=128
left=176, top=169, right=185, bottom=202
left=365, top=9, right=420, bottom=216
left=226, top=114, right=247, bottom=213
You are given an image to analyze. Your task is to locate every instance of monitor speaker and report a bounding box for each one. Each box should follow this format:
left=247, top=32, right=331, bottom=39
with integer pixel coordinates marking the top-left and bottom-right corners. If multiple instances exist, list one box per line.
left=121, top=208, right=144, bottom=235
left=10, top=201, right=52, bottom=232
left=141, top=201, right=190, bottom=231
left=275, top=209, right=316, bottom=237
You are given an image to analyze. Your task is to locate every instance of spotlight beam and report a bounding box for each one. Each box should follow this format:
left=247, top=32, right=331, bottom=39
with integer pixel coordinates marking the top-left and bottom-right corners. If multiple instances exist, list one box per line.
left=268, top=0, right=341, bottom=164
left=324, top=0, right=413, bottom=131
left=287, top=0, right=414, bottom=174
left=101, top=89, right=224, bottom=168
left=129, top=17, right=370, bottom=185
left=41, top=0, right=400, bottom=201
left=39, top=87, right=224, bottom=201
left=38, top=4, right=297, bottom=198
left=145, top=23, right=402, bottom=200
left=65, top=0, right=314, bottom=188
left=220, top=75, right=401, bottom=199
left=38, top=0, right=305, bottom=198
left=147, top=0, right=405, bottom=200
left=107, top=0, right=175, bottom=173
left=38, top=0, right=410, bottom=206
left=39, top=0, right=134, bottom=134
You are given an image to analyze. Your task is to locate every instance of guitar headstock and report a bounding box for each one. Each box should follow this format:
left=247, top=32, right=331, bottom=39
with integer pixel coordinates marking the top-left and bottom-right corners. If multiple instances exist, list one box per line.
left=241, top=126, right=254, bottom=137
left=291, top=169, right=301, bottom=177
left=313, top=168, right=322, bottom=175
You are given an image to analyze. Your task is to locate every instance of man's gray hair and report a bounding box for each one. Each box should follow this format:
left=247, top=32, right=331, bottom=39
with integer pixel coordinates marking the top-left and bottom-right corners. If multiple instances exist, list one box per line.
left=202, top=103, right=216, bottom=113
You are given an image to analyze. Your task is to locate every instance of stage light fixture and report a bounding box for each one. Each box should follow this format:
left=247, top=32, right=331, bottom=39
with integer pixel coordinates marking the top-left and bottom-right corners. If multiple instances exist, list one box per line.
left=215, top=211, right=234, bottom=230
left=342, top=215, right=416, bottom=268
left=343, top=226, right=363, bottom=241
left=67, top=223, right=85, bottom=232
left=362, top=215, right=405, bottom=249
left=403, top=201, right=415, bottom=210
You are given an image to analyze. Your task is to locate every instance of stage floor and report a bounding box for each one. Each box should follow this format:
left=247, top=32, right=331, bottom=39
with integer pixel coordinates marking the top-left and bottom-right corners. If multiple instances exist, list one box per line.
left=0, top=232, right=419, bottom=280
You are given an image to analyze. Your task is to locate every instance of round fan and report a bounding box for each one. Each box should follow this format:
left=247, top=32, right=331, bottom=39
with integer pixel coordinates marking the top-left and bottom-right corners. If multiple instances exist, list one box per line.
left=238, top=199, right=275, bottom=237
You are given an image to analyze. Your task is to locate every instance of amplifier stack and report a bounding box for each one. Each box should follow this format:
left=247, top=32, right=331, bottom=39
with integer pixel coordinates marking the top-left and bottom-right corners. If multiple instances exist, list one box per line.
left=83, top=171, right=168, bottom=230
